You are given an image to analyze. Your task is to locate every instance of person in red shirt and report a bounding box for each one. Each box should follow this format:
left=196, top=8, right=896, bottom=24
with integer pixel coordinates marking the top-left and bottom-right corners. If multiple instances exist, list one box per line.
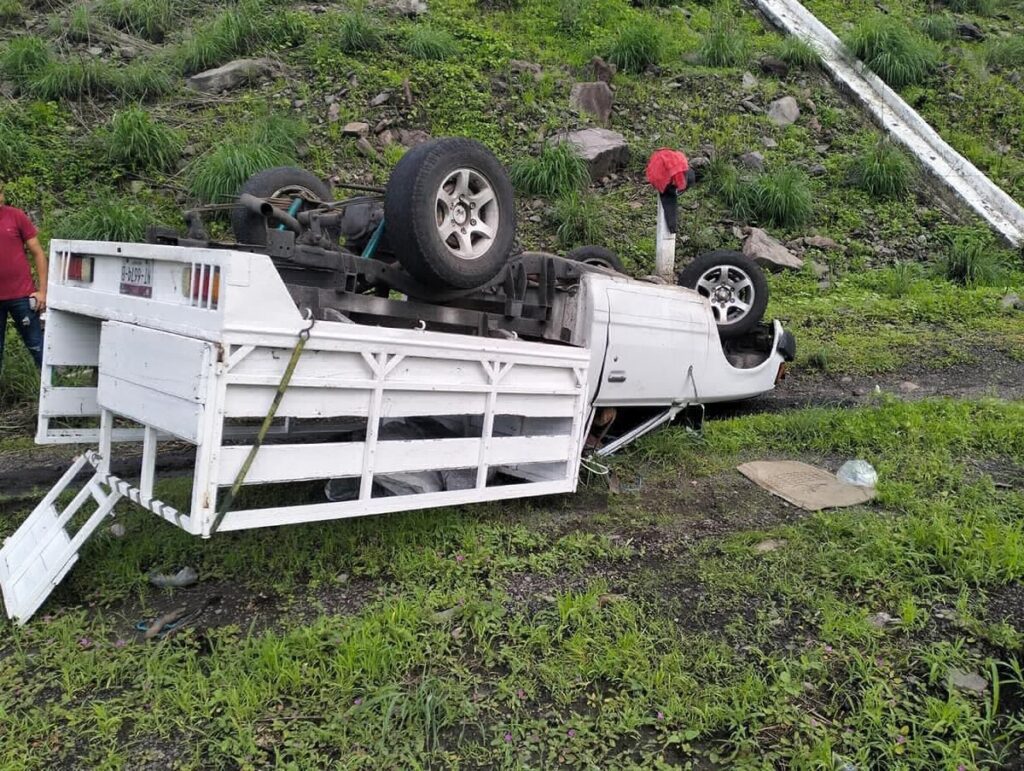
left=0, top=181, right=47, bottom=370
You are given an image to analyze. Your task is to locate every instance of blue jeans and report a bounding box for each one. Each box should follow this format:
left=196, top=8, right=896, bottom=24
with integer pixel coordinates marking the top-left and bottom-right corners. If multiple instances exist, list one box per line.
left=0, top=297, right=44, bottom=370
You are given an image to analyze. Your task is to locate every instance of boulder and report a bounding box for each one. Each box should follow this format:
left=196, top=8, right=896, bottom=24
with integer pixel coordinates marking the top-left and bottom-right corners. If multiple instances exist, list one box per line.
left=738, top=151, right=765, bottom=172
left=957, top=22, right=984, bottom=41
left=803, top=235, right=840, bottom=250
left=741, top=71, right=757, bottom=90
left=949, top=668, right=988, bottom=695
left=186, top=58, right=280, bottom=93
left=768, top=96, right=800, bottom=127
left=549, top=128, right=630, bottom=181
left=590, top=56, right=616, bottom=84
left=509, top=59, right=542, bottom=80
left=355, top=137, right=377, bottom=158
left=759, top=55, right=789, bottom=78
left=342, top=121, right=370, bottom=138
left=398, top=128, right=431, bottom=148
left=391, top=0, right=427, bottom=15
left=742, top=227, right=803, bottom=271
left=369, top=91, right=392, bottom=107
left=1001, top=292, right=1023, bottom=310
left=569, top=81, right=614, bottom=125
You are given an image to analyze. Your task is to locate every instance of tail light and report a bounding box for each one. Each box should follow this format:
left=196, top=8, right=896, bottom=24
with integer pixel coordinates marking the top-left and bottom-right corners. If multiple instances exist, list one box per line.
left=66, top=255, right=93, bottom=282
left=182, top=264, right=220, bottom=309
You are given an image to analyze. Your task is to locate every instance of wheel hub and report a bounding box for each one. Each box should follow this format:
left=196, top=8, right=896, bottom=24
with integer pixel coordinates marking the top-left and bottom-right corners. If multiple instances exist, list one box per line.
left=713, top=285, right=734, bottom=305
left=452, top=204, right=469, bottom=226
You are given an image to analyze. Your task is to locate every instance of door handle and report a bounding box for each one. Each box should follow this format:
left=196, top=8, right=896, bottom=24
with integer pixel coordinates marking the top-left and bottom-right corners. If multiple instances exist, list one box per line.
left=608, top=371, right=626, bottom=383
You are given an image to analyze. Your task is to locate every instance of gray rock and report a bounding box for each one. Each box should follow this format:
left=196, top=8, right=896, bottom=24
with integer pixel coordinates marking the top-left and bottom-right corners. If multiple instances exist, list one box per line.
left=355, top=137, right=377, bottom=158
left=87, top=46, right=103, bottom=56
left=867, top=611, right=895, bottom=629
left=768, top=96, right=800, bottom=127
left=957, top=22, right=984, bottom=41
left=759, top=55, right=789, bottom=77
left=509, top=59, right=542, bottom=80
left=120, top=45, right=139, bottom=60
left=740, top=98, right=763, bottom=114
left=378, top=129, right=396, bottom=146
left=742, top=71, right=758, bottom=90
left=753, top=538, right=785, bottom=554
left=591, top=55, right=616, bottom=84
left=804, top=235, right=840, bottom=250
left=949, top=668, right=987, bottom=694
left=689, top=156, right=711, bottom=180
left=742, top=227, right=803, bottom=271
left=342, top=121, right=370, bottom=137
left=898, top=381, right=920, bottom=393
left=369, top=91, right=392, bottom=107
left=392, top=0, right=427, bottom=15
left=762, top=136, right=778, bottom=149
left=398, top=128, right=431, bottom=148
left=327, top=103, right=341, bottom=122
left=739, top=151, right=765, bottom=172
left=569, top=81, right=614, bottom=126
left=549, top=128, right=630, bottom=181
left=186, top=58, right=280, bottom=93
left=808, top=164, right=827, bottom=177
left=810, top=260, right=829, bottom=279
left=1001, top=292, right=1023, bottom=310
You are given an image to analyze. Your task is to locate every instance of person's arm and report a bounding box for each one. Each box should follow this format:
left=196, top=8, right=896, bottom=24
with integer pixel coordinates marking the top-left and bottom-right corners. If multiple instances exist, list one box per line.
left=27, top=237, right=47, bottom=312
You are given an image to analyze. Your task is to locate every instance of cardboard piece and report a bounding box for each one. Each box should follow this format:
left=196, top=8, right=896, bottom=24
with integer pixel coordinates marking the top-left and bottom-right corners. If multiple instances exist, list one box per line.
left=737, top=460, right=876, bottom=511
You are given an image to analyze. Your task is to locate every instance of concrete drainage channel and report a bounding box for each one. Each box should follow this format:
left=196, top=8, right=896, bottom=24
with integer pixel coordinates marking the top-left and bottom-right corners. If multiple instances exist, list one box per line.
left=754, top=0, right=1024, bottom=248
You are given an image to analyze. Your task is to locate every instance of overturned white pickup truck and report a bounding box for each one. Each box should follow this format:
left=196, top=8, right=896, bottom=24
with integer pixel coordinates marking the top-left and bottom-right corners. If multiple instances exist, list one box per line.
left=1, top=139, right=794, bottom=622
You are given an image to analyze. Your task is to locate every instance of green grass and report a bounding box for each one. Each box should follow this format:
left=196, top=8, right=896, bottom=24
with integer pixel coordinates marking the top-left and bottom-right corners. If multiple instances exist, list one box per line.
left=509, top=141, right=589, bottom=198
left=59, top=196, right=151, bottom=240
left=846, top=15, right=939, bottom=88
left=336, top=11, right=382, bottom=54
left=27, top=58, right=115, bottom=100
left=0, top=35, right=51, bottom=84
left=984, top=35, right=1024, bottom=70
left=65, top=4, right=99, bottom=43
left=187, top=114, right=305, bottom=203
left=700, top=14, right=750, bottom=68
left=555, top=0, right=607, bottom=34
left=402, top=25, right=458, bottom=60
left=939, top=229, right=1010, bottom=286
left=97, top=0, right=177, bottom=43
left=605, top=20, right=663, bottom=73
left=101, top=107, right=182, bottom=172
left=918, top=13, right=956, bottom=43
left=0, top=0, right=22, bottom=24
left=774, top=35, right=820, bottom=68
left=746, top=166, right=814, bottom=228
left=553, top=190, right=605, bottom=248
left=0, top=112, right=26, bottom=176
left=852, top=139, right=914, bottom=199
left=0, top=328, right=39, bottom=405
left=944, top=0, right=998, bottom=14
left=175, top=0, right=302, bottom=75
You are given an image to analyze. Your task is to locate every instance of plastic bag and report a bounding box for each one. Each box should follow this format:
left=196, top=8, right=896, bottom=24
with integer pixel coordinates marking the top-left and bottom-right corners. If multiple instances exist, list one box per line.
left=836, top=460, right=878, bottom=488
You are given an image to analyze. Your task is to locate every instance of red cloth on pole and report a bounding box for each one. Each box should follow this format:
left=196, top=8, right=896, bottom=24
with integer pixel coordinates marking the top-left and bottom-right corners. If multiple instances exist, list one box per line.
left=645, top=149, right=690, bottom=193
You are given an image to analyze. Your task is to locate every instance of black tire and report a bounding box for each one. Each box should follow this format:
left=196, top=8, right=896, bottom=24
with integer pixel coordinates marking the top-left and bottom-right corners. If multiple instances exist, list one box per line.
left=384, top=137, right=516, bottom=289
left=566, top=245, right=626, bottom=273
left=230, top=167, right=332, bottom=246
left=677, top=250, right=769, bottom=339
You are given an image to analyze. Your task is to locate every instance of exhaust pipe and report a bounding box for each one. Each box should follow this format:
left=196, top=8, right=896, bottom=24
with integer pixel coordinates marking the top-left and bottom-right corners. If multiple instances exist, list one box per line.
left=237, top=193, right=302, bottom=234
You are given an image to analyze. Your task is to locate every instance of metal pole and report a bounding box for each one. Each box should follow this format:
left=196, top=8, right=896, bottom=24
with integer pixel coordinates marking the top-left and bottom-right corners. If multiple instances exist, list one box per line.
left=655, top=195, right=676, bottom=280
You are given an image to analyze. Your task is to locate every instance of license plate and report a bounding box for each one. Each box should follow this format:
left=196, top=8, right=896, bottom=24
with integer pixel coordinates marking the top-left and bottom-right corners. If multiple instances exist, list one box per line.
left=119, top=258, right=153, bottom=298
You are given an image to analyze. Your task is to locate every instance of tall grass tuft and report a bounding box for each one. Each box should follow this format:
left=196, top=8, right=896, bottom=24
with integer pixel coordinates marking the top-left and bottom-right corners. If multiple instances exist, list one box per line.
left=877, top=261, right=923, bottom=298
left=944, top=0, right=997, bottom=15
left=403, top=25, right=457, bottom=61
left=775, top=36, right=819, bottom=68
left=509, top=142, right=589, bottom=198
left=919, top=13, right=956, bottom=43
left=187, top=114, right=305, bottom=203
left=700, top=15, right=750, bottom=68
left=65, top=5, right=99, bottom=43
left=97, top=0, right=177, bottom=43
left=102, top=107, right=182, bottom=171
left=61, top=196, right=150, bottom=241
left=746, top=166, right=813, bottom=228
left=553, top=191, right=605, bottom=248
left=0, top=0, right=23, bottom=24
left=605, top=21, right=662, bottom=73
left=984, top=36, right=1024, bottom=70
left=846, top=15, right=938, bottom=88
left=0, top=113, right=26, bottom=175
left=939, top=231, right=1007, bottom=286
left=115, top=60, right=175, bottom=98
left=176, top=0, right=299, bottom=75
left=556, top=0, right=606, bottom=34
left=0, top=35, right=51, bottom=84
left=706, top=158, right=749, bottom=213
left=28, top=58, right=115, bottom=100
left=337, top=12, right=382, bottom=54
left=852, top=140, right=913, bottom=199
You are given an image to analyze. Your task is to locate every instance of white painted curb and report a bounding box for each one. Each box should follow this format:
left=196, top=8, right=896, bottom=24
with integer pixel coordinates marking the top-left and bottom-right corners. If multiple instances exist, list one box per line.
left=754, top=0, right=1024, bottom=247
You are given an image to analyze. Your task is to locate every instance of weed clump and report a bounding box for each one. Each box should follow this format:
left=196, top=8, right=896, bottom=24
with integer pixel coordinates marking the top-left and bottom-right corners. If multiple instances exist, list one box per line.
left=509, top=142, right=589, bottom=198
left=101, top=107, right=182, bottom=172
left=700, top=16, right=750, bottom=68
left=403, top=25, right=457, bottom=60
left=984, top=36, right=1024, bottom=70
left=337, top=12, right=382, bottom=54
left=605, top=21, right=662, bottom=73
left=852, top=140, right=913, bottom=199
left=177, top=0, right=300, bottom=75
left=556, top=0, right=606, bottom=34
left=553, top=191, right=604, bottom=248
left=97, top=0, right=177, bottom=43
left=774, top=36, right=819, bottom=68
left=0, top=113, right=26, bottom=175
left=846, top=15, right=938, bottom=88
left=943, top=0, right=996, bottom=15
left=918, top=13, right=956, bottom=43
left=187, top=114, right=305, bottom=203
left=746, top=167, right=813, bottom=228
left=61, top=196, right=150, bottom=241
left=28, top=58, right=114, bottom=100
left=939, top=230, right=1007, bottom=286
left=0, top=0, right=23, bottom=24
left=877, top=262, right=923, bottom=297
left=0, top=35, right=51, bottom=84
